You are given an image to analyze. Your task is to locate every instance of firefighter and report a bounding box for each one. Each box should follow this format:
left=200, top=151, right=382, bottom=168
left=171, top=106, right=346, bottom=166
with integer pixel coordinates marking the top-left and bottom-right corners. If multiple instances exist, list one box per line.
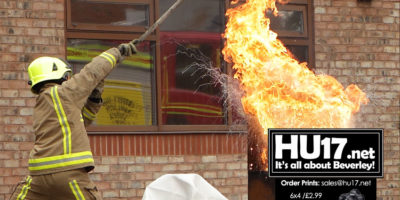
left=9, top=42, right=137, bottom=200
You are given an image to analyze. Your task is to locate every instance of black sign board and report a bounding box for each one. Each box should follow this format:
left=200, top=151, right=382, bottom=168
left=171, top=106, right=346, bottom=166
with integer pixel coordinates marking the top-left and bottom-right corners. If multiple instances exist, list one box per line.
left=268, top=129, right=383, bottom=177
left=275, top=178, right=376, bottom=200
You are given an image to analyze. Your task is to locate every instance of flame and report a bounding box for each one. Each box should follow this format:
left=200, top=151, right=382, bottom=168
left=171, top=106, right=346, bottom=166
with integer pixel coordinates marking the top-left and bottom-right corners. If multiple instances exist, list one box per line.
left=222, top=0, right=368, bottom=132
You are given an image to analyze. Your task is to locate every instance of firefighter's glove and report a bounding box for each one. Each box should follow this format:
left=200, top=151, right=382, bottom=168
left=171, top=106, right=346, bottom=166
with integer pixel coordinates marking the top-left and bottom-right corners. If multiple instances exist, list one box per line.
left=89, top=80, right=104, bottom=103
left=118, top=40, right=138, bottom=57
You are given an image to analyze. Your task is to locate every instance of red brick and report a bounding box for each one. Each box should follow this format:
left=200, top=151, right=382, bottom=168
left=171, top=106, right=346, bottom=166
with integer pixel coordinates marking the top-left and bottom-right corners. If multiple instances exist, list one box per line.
left=168, top=156, right=184, bottom=163
left=56, top=11, right=64, bottom=20
left=7, top=10, right=24, bottom=18
left=111, top=182, right=129, bottom=189
left=184, top=155, right=201, bottom=163
left=33, top=37, right=49, bottom=45
left=25, top=99, right=36, bottom=107
left=4, top=125, right=18, bottom=133
left=106, top=135, right=112, bottom=156
left=19, top=108, right=33, bottom=116
left=49, top=20, right=63, bottom=28
left=15, top=19, right=33, bottom=27
left=102, top=190, right=119, bottom=198
left=146, top=135, right=153, bottom=155
left=0, top=186, right=13, bottom=194
left=3, top=160, right=19, bottom=167
left=0, top=1, right=16, bottom=9
left=177, top=164, right=193, bottom=171
left=134, top=135, right=140, bottom=156
left=2, top=108, right=17, bottom=116
left=143, top=164, right=161, bottom=172
left=0, top=1, right=397, bottom=200
left=122, top=135, right=129, bottom=156
left=118, top=157, right=135, bottom=164
left=127, top=165, right=144, bottom=172
left=94, top=165, right=110, bottom=173
left=226, top=178, right=242, bottom=186
left=11, top=168, right=28, bottom=176
left=120, top=189, right=136, bottom=198
left=161, top=164, right=177, bottom=171
left=203, top=171, right=217, bottom=179
left=152, top=156, right=168, bottom=163
left=315, top=2, right=399, bottom=198
left=228, top=161, right=242, bottom=170
left=33, top=20, right=49, bottom=28
left=135, top=172, right=152, bottom=180
left=218, top=187, right=233, bottom=194
left=4, top=176, right=20, bottom=185
left=32, top=2, right=48, bottom=10
left=95, top=182, right=111, bottom=190
left=0, top=54, right=17, bottom=62
left=326, top=7, right=338, bottom=14
left=0, top=151, right=13, bottom=159
left=135, top=156, right=151, bottom=163
left=49, top=3, right=64, bottom=12
left=19, top=142, right=33, bottom=151
left=11, top=100, right=25, bottom=107
left=136, top=189, right=145, bottom=197
left=0, top=168, right=12, bottom=176
left=110, top=165, right=127, bottom=172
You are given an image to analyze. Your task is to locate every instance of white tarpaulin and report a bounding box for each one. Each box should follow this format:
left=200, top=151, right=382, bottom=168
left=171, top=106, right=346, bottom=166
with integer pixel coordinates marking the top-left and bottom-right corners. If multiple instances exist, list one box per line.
left=142, top=174, right=228, bottom=200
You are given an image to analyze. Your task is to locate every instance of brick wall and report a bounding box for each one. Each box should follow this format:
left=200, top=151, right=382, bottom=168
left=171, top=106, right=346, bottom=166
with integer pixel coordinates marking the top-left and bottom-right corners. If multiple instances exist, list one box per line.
left=0, top=3, right=248, bottom=200
left=0, top=0, right=65, bottom=199
left=91, top=154, right=247, bottom=200
left=1, top=0, right=400, bottom=200
left=314, top=0, right=400, bottom=198
left=87, top=134, right=248, bottom=200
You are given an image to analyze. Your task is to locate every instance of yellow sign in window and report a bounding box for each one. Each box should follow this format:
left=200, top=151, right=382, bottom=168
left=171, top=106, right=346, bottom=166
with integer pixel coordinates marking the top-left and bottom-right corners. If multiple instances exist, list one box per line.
left=96, top=79, right=149, bottom=125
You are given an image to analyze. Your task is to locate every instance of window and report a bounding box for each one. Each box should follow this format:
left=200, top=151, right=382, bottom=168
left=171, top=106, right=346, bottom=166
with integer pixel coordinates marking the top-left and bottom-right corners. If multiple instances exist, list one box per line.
left=65, top=0, right=313, bottom=132
left=67, top=39, right=155, bottom=126
left=66, top=0, right=229, bottom=132
left=268, top=0, right=314, bottom=66
left=159, top=0, right=226, bottom=125
left=228, top=0, right=314, bottom=65
left=67, top=0, right=153, bottom=32
left=267, top=5, right=307, bottom=37
left=66, top=0, right=157, bottom=132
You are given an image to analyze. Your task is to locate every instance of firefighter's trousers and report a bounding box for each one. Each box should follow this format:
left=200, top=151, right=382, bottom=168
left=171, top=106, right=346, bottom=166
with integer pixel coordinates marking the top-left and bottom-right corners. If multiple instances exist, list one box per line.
left=10, top=168, right=101, bottom=200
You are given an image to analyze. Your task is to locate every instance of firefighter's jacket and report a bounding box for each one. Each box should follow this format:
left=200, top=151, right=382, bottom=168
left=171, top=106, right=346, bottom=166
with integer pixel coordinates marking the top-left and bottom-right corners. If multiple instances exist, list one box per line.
left=28, top=48, right=121, bottom=175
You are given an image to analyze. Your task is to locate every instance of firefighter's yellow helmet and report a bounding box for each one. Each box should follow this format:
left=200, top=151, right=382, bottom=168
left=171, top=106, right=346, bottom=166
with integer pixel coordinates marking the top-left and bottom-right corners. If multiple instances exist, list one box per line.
left=27, top=57, right=72, bottom=93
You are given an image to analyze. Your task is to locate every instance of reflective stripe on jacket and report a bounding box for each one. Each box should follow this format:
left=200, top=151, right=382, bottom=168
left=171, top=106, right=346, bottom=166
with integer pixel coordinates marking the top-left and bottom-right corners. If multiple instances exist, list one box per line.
left=28, top=48, right=121, bottom=175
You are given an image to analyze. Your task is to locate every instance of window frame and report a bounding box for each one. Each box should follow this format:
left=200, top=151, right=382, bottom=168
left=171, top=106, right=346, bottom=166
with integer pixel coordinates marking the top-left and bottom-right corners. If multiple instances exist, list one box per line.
left=65, top=32, right=158, bottom=133
left=66, top=0, right=154, bottom=33
left=155, top=0, right=233, bottom=132
left=275, top=0, right=315, bottom=69
left=270, top=4, right=308, bottom=38
left=65, top=0, right=314, bottom=134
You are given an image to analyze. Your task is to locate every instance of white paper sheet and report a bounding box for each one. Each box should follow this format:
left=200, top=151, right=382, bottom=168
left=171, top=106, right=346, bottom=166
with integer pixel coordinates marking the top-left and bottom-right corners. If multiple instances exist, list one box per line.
left=142, top=174, right=228, bottom=200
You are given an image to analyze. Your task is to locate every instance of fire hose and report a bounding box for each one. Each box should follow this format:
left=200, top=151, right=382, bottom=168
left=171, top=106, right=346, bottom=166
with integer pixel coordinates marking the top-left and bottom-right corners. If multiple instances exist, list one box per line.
left=119, top=0, right=184, bottom=54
